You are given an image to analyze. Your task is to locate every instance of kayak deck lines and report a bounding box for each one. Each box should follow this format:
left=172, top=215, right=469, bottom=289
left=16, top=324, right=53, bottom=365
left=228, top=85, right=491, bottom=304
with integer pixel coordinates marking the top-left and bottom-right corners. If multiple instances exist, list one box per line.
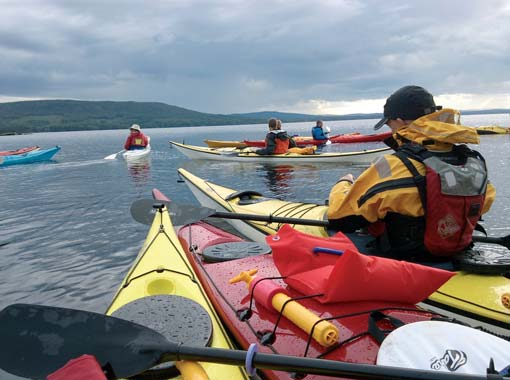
left=117, top=217, right=199, bottom=292
left=188, top=241, right=437, bottom=360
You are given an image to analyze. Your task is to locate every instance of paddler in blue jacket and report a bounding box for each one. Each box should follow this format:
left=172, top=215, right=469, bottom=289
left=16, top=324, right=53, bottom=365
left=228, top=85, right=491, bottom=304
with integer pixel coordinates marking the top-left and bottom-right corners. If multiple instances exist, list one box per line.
left=327, top=85, right=496, bottom=260
left=255, top=118, right=297, bottom=155
left=311, top=120, right=330, bottom=142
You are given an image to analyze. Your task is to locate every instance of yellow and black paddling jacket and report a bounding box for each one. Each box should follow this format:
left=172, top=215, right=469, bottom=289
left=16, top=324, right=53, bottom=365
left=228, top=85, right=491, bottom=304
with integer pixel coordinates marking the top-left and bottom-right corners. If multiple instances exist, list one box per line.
left=327, top=109, right=496, bottom=259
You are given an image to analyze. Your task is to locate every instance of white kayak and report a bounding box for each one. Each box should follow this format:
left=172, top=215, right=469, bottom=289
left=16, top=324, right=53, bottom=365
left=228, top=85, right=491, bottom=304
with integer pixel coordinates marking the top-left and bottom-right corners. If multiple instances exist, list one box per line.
left=169, top=141, right=390, bottom=164
left=122, top=138, right=151, bottom=161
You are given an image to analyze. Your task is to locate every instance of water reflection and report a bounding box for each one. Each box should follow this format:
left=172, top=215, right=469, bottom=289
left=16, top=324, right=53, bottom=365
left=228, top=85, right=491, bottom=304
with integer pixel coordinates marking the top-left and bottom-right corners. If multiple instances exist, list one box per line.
left=259, top=164, right=295, bottom=198
left=126, top=157, right=152, bottom=195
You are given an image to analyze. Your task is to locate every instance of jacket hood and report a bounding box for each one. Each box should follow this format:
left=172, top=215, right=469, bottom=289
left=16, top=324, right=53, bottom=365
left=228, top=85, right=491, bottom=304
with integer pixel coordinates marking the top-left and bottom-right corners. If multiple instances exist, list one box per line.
left=269, top=130, right=290, bottom=137
left=394, top=108, right=480, bottom=150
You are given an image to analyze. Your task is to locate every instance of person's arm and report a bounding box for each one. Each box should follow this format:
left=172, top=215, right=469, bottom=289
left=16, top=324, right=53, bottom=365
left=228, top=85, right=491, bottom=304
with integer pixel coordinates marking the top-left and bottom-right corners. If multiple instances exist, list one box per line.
left=255, top=134, right=276, bottom=155
left=327, top=174, right=369, bottom=231
left=327, top=155, right=424, bottom=231
left=124, top=136, right=132, bottom=150
left=312, top=127, right=319, bottom=140
left=482, top=182, right=496, bottom=214
left=289, top=136, right=297, bottom=148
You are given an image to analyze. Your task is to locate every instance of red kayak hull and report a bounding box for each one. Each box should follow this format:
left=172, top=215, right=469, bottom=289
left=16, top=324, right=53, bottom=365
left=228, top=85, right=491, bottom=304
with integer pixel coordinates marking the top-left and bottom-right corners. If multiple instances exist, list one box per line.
left=0, top=145, right=39, bottom=156
left=178, top=221, right=438, bottom=380
left=243, top=132, right=391, bottom=147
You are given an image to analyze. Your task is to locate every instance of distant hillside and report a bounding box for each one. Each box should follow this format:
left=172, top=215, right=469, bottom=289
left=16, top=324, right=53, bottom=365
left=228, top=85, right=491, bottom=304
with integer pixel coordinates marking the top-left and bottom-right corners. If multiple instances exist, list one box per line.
left=0, top=100, right=268, bottom=134
left=0, top=99, right=508, bottom=134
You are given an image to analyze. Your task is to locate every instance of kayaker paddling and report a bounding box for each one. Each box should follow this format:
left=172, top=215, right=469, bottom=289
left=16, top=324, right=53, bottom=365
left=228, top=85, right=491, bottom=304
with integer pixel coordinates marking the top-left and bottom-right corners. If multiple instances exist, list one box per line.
left=311, top=120, right=330, bottom=142
left=124, top=124, right=149, bottom=151
left=327, top=85, right=496, bottom=260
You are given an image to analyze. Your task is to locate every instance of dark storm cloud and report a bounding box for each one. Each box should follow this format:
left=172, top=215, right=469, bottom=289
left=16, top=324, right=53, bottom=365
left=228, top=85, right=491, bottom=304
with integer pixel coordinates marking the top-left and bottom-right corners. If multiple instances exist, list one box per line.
left=0, top=0, right=508, bottom=113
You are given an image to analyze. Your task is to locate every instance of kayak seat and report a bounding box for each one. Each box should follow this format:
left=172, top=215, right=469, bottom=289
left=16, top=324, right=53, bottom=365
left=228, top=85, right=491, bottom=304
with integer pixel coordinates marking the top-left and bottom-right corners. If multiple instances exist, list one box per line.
left=203, top=241, right=272, bottom=263
left=111, top=294, right=213, bottom=379
left=225, top=190, right=263, bottom=205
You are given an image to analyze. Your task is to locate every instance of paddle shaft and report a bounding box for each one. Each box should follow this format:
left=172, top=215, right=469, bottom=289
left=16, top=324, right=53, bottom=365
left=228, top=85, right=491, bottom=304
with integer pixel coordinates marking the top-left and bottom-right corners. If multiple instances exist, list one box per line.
left=2, top=304, right=501, bottom=380
left=168, top=343, right=502, bottom=380
left=211, top=210, right=330, bottom=227
left=210, top=211, right=510, bottom=249
left=133, top=199, right=510, bottom=250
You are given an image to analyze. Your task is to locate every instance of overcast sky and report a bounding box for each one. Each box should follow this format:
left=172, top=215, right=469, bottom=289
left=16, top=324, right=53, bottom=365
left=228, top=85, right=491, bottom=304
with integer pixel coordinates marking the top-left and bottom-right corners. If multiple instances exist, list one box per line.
left=1, top=0, right=509, bottom=114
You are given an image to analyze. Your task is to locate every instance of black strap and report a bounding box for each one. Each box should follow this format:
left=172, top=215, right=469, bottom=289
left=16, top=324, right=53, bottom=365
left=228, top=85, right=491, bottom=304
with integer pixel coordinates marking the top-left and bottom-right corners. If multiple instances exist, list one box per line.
left=368, top=311, right=406, bottom=344
left=393, top=148, right=427, bottom=210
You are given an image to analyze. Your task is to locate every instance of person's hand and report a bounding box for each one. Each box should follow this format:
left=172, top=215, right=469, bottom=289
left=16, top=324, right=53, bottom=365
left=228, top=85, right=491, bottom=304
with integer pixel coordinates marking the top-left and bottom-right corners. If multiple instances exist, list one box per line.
left=337, top=173, right=354, bottom=184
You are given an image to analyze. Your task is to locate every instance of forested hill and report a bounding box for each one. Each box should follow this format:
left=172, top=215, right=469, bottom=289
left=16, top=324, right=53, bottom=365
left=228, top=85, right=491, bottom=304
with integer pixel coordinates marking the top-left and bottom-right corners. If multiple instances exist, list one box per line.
left=0, top=99, right=371, bottom=134
left=0, top=99, right=508, bottom=134
left=0, top=100, right=262, bottom=134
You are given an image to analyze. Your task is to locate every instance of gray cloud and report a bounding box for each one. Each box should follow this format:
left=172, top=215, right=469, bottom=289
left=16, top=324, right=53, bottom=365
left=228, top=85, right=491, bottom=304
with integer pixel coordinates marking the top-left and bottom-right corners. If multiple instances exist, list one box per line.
left=0, top=0, right=508, bottom=113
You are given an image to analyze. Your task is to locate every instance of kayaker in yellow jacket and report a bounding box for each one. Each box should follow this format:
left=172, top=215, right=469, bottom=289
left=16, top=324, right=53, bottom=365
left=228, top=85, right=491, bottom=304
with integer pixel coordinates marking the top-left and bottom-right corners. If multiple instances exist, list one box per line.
left=328, top=85, right=496, bottom=260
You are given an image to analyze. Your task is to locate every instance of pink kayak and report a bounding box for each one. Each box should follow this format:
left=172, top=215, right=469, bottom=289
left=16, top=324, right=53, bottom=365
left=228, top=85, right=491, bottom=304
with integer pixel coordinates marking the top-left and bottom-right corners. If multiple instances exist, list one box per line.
left=243, top=132, right=391, bottom=147
left=0, top=145, right=39, bottom=156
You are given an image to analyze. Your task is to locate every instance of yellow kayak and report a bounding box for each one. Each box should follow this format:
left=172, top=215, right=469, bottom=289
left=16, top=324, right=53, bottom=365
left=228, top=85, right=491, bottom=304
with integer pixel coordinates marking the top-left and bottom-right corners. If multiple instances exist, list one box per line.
left=476, top=125, right=510, bottom=135
left=105, top=201, right=248, bottom=380
left=204, top=139, right=248, bottom=148
left=177, top=167, right=510, bottom=337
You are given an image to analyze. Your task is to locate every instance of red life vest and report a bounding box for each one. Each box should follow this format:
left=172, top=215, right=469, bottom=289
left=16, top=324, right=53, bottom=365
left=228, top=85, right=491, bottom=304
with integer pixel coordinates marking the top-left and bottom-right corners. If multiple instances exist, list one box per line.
left=273, top=136, right=290, bottom=154
left=395, top=144, right=488, bottom=256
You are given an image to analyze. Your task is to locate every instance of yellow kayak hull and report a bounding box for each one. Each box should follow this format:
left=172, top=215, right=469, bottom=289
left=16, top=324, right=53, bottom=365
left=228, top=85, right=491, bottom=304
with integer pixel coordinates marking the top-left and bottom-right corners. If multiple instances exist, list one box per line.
left=476, top=125, right=510, bottom=134
left=178, top=167, right=510, bottom=336
left=204, top=139, right=248, bottom=148
left=106, top=204, right=248, bottom=380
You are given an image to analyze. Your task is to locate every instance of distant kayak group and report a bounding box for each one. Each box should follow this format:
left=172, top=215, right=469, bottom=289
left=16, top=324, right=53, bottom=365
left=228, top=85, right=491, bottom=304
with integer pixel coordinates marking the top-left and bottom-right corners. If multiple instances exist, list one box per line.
left=170, top=118, right=398, bottom=165
left=3, top=120, right=507, bottom=169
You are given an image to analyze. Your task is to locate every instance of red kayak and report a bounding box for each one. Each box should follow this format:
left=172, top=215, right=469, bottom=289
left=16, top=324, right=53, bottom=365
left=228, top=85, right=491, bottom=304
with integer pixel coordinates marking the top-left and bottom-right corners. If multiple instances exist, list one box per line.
left=0, top=145, right=39, bottom=156
left=330, top=131, right=392, bottom=143
left=177, top=221, right=446, bottom=380
left=243, top=132, right=391, bottom=147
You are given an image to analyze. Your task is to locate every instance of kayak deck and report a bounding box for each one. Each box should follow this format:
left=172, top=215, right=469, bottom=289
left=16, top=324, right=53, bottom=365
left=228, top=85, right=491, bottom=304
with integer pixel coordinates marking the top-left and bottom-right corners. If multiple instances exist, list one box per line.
left=177, top=221, right=440, bottom=380
left=106, top=204, right=248, bottom=380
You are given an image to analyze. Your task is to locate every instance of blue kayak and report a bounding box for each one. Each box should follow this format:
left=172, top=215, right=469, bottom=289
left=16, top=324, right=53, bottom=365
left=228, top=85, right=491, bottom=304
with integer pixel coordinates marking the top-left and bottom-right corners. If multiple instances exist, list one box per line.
left=0, top=146, right=61, bottom=167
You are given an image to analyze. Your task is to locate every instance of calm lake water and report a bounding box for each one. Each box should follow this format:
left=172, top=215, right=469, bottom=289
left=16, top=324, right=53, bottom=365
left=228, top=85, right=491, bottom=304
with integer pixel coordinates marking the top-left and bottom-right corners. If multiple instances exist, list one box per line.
left=1, top=114, right=510, bottom=379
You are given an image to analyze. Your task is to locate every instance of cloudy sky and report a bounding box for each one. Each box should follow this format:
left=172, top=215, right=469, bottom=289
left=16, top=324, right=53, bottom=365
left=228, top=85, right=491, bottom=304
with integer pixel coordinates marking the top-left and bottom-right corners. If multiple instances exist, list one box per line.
left=1, top=0, right=509, bottom=114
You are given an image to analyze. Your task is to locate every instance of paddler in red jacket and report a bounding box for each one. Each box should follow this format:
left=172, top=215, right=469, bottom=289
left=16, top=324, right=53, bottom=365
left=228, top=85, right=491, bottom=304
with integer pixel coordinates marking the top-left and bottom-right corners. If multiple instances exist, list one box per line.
left=327, top=85, right=496, bottom=260
left=124, top=124, right=149, bottom=150
left=255, top=118, right=297, bottom=155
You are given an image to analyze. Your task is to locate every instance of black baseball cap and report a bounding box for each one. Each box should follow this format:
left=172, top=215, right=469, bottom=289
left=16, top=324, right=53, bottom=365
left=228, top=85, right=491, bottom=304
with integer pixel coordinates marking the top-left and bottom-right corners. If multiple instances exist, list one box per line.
left=373, top=85, right=439, bottom=130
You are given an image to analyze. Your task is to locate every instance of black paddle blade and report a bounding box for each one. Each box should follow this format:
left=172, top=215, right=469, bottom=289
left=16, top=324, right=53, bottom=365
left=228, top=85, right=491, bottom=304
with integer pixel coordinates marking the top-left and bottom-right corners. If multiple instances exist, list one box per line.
left=130, top=199, right=217, bottom=226
left=130, top=199, right=168, bottom=225
left=168, top=203, right=217, bottom=225
left=0, top=304, right=174, bottom=379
